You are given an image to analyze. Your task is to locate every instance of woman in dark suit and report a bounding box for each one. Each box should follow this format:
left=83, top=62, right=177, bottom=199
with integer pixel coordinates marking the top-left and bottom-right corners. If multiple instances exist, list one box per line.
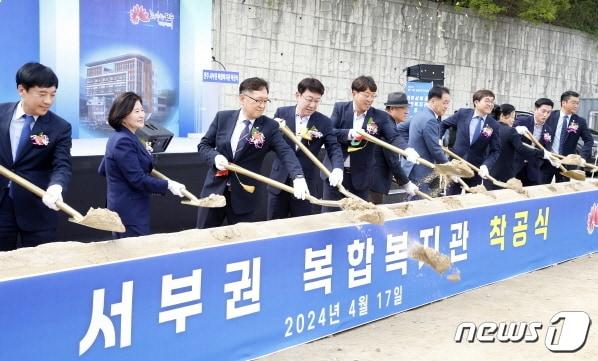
left=488, top=104, right=552, bottom=189
left=98, top=92, right=185, bottom=238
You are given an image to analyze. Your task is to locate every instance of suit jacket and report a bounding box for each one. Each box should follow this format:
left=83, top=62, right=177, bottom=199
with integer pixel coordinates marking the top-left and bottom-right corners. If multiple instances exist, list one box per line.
left=491, top=122, right=543, bottom=182
left=440, top=108, right=501, bottom=169
left=546, top=110, right=593, bottom=159
left=267, top=106, right=343, bottom=195
left=512, top=115, right=553, bottom=184
left=408, top=107, right=448, bottom=183
left=198, top=110, right=303, bottom=214
left=0, top=102, right=72, bottom=231
left=98, top=126, right=167, bottom=230
left=326, top=101, right=408, bottom=191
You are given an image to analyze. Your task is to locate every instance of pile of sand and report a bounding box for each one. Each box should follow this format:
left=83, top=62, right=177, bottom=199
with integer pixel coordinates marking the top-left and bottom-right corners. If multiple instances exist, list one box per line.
left=339, top=198, right=386, bottom=225
left=1, top=180, right=597, bottom=280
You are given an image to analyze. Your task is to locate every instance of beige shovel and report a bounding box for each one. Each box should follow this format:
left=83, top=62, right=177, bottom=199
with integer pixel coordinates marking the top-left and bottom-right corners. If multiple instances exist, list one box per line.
left=522, top=131, right=586, bottom=181
left=441, top=146, right=523, bottom=191
left=225, top=163, right=387, bottom=224
left=151, top=169, right=226, bottom=207
left=0, top=164, right=125, bottom=232
left=355, top=129, right=474, bottom=178
left=279, top=125, right=363, bottom=201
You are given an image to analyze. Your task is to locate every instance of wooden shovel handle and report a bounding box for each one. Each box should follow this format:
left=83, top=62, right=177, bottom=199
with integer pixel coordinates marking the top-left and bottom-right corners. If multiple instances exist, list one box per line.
left=151, top=169, right=199, bottom=201
left=441, top=146, right=504, bottom=185
left=355, top=129, right=436, bottom=169
left=280, top=125, right=362, bottom=200
left=0, top=164, right=83, bottom=220
left=522, top=131, right=568, bottom=172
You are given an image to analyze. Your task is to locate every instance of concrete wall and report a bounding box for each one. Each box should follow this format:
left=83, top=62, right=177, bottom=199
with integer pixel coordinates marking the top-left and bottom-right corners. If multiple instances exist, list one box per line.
left=211, top=0, right=598, bottom=122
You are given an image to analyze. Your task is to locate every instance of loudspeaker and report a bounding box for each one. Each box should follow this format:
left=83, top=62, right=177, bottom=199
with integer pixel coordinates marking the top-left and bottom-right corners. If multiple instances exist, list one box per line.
left=136, top=121, right=174, bottom=153
left=406, top=64, right=445, bottom=86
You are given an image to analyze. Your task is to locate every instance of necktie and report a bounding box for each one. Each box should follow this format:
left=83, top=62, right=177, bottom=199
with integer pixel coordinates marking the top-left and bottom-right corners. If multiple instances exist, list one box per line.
left=235, top=120, right=251, bottom=154
left=558, top=115, right=569, bottom=154
left=471, top=116, right=483, bottom=143
left=14, top=114, right=34, bottom=160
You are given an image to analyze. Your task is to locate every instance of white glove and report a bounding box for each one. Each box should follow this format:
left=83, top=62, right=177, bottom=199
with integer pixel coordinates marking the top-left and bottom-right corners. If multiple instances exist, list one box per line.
left=292, top=177, right=310, bottom=200
left=214, top=154, right=229, bottom=171
left=401, top=181, right=419, bottom=197
left=580, top=158, right=587, bottom=167
left=478, top=165, right=490, bottom=179
left=329, top=168, right=344, bottom=187
left=167, top=180, right=186, bottom=197
left=515, top=126, right=528, bottom=135
left=274, top=117, right=286, bottom=129
left=547, top=157, right=561, bottom=168
left=42, top=184, right=62, bottom=211
left=404, top=147, right=420, bottom=164
left=348, top=129, right=364, bottom=141
left=542, top=149, right=552, bottom=160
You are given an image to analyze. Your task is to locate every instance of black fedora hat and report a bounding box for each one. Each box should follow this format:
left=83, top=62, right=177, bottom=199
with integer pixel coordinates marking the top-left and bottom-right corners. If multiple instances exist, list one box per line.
left=384, top=92, right=409, bottom=107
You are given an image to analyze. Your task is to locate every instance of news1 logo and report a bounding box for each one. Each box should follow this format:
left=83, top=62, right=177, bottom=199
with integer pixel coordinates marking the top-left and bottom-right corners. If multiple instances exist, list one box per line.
left=454, top=311, right=591, bottom=352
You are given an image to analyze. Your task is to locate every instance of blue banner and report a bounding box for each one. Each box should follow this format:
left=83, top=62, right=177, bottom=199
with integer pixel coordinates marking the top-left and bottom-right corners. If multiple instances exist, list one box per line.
left=0, top=0, right=39, bottom=103
left=202, top=70, right=240, bottom=84
left=79, top=0, right=180, bottom=138
left=1, top=190, right=598, bottom=360
left=406, top=81, right=433, bottom=120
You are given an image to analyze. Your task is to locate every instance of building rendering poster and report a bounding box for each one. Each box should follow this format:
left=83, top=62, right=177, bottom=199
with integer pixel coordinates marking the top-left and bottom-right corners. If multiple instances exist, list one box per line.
left=79, top=0, right=180, bottom=138
left=0, top=0, right=39, bottom=103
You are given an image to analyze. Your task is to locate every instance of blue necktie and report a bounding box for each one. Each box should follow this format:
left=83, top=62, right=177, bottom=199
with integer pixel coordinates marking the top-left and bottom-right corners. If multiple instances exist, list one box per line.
left=235, top=120, right=251, bottom=154
left=558, top=115, right=569, bottom=154
left=14, top=114, right=34, bottom=160
left=471, top=116, right=483, bottom=143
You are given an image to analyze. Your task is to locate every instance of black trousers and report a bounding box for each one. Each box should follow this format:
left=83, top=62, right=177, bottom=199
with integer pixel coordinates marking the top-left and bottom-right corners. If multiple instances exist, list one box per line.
left=321, top=170, right=369, bottom=213
left=0, top=195, right=56, bottom=251
left=267, top=178, right=312, bottom=220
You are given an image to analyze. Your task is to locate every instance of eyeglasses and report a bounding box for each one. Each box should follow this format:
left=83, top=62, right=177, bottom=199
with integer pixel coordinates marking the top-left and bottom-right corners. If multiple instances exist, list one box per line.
left=301, top=95, right=321, bottom=104
left=243, top=93, right=271, bottom=105
left=359, top=92, right=377, bottom=100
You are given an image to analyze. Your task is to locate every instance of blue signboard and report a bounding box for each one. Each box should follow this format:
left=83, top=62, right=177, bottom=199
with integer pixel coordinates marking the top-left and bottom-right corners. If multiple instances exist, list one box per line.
left=202, top=69, right=240, bottom=84
left=406, top=80, right=433, bottom=120
left=1, top=190, right=598, bottom=360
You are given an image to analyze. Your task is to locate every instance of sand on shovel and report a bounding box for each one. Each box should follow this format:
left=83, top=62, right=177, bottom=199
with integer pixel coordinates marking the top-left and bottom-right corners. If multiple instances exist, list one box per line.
left=408, top=242, right=451, bottom=274
left=505, top=178, right=527, bottom=195
left=340, top=198, right=385, bottom=225
left=196, top=194, right=226, bottom=207
left=436, top=160, right=474, bottom=178
left=80, top=207, right=126, bottom=232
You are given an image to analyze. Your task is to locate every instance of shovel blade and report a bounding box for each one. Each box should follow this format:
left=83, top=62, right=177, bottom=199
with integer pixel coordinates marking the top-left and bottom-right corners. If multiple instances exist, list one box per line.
left=561, top=170, right=586, bottom=181
left=69, top=207, right=126, bottom=233
left=181, top=194, right=226, bottom=208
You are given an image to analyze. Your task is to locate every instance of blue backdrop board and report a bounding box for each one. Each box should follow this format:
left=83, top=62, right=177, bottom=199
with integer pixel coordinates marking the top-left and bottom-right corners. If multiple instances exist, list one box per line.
left=79, top=0, right=180, bottom=138
left=0, top=0, right=39, bottom=103
left=1, top=190, right=597, bottom=360
left=406, top=81, right=433, bottom=120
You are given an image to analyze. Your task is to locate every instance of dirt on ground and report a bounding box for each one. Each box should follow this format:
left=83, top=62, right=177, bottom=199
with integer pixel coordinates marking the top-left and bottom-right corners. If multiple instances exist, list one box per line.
left=261, top=254, right=598, bottom=361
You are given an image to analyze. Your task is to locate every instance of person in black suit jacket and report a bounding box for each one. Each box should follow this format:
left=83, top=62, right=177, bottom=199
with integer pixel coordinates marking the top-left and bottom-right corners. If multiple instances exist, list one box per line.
left=542, top=90, right=593, bottom=183
left=98, top=92, right=186, bottom=238
left=0, top=63, right=71, bottom=250
left=323, top=76, right=418, bottom=211
left=197, top=77, right=307, bottom=228
left=441, top=89, right=501, bottom=195
left=267, top=78, right=343, bottom=219
left=512, top=98, right=556, bottom=185
left=488, top=104, right=556, bottom=189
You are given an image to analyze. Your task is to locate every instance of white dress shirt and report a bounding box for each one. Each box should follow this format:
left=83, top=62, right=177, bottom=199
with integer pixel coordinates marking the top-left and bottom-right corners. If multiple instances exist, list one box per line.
left=294, top=113, right=310, bottom=150
left=9, top=101, right=39, bottom=160
left=230, top=110, right=255, bottom=154
left=345, top=103, right=367, bottom=167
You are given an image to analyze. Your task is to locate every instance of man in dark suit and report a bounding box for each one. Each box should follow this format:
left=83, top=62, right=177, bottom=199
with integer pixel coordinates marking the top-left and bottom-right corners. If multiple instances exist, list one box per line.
left=441, top=89, right=500, bottom=194
left=542, top=90, right=593, bottom=183
left=408, top=86, right=452, bottom=197
left=369, top=91, right=418, bottom=204
left=513, top=98, right=556, bottom=185
left=267, top=78, right=343, bottom=219
left=196, top=77, right=308, bottom=228
left=323, top=76, right=418, bottom=210
left=0, top=63, right=72, bottom=250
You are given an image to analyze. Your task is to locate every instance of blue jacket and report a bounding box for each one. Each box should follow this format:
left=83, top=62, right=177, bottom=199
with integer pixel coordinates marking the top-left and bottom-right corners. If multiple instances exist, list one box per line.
left=268, top=106, right=343, bottom=195
left=98, top=126, right=167, bottom=232
left=440, top=108, right=501, bottom=169
left=198, top=110, right=303, bottom=214
left=491, top=122, right=543, bottom=182
left=0, top=102, right=72, bottom=231
left=327, top=101, right=407, bottom=191
left=545, top=110, right=593, bottom=159
left=408, top=107, right=448, bottom=183
left=512, top=115, right=553, bottom=185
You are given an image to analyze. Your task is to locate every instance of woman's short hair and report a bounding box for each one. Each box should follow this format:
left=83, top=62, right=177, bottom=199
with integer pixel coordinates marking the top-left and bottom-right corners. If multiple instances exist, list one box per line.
left=108, top=92, right=143, bottom=129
